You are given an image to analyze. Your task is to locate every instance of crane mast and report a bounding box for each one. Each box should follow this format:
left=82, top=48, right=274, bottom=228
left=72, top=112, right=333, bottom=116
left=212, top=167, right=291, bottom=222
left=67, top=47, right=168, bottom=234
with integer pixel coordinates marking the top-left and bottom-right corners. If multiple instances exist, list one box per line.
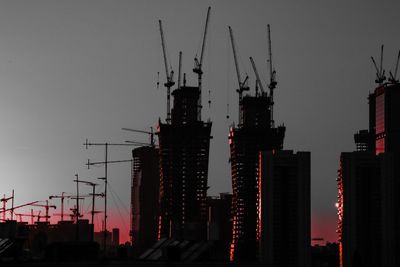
left=228, top=26, right=249, bottom=124
left=249, top=56, right=265, bottom=95
left=267, top=24, right=277, bottom=127
left=193, top=6, right=211, bottom=121
left=178, top=51, right=182, bottom=89
left=389, top=50, right=400, bottom=83
left=159, top=20, right=175, bottom=124
left=371, top=45, right=386, bottom=84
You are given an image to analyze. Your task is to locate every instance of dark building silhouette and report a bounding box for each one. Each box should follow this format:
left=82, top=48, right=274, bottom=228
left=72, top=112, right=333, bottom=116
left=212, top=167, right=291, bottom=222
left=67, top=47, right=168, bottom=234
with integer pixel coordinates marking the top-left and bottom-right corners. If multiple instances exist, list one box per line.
left=338, top=80, right=400, bottom=267
left=130, top=146, right=160, bottom=255
left=258, top=150, right=310, bottom=267
left=157, top=85, right=212, bottom=241
left=229, top=93, right=285, bottom=261
left=311, top=242, right=339, bottom=267
left=206, top=193, right=232, bottom=261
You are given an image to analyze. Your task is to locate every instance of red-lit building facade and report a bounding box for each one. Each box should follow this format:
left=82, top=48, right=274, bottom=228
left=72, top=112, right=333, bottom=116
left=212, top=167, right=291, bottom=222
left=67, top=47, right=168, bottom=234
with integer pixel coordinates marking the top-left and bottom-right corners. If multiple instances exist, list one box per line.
left=371, top=83, right=400, bottom=155
left=337, top=81, right=400, bottom=267
left=228, top=94, right=285, bottom=261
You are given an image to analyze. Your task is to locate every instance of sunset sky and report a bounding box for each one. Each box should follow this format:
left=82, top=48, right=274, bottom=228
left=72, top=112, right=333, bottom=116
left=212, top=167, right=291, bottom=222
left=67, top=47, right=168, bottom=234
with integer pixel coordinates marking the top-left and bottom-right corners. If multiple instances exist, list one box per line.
left=1, top=0, right=399, bottom=244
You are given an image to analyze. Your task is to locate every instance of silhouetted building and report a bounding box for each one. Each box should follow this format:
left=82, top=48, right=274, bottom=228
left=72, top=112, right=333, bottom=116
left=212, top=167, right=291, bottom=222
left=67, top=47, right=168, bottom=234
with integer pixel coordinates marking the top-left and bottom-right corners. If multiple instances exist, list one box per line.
left=258, top=150, right=310, bottom=267
left=338, top=151, right=400, bottom=267
left=229, top=93, right=285, bottom=261
left=338, top=80, right=400, bottom=267
left=112, top=228, right=119, bottom=246
left=311, top=242, right=339, bottom=267
left=206, top=193, right=232, bottom=261
left=157, top=85, right=212, bottom=241
left=131, top=146, right=159, bottom=254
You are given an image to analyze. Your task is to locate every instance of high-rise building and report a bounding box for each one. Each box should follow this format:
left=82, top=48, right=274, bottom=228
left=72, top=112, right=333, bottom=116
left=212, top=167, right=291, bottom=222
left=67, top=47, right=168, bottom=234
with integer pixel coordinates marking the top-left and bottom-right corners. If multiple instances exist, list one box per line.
left=229, top=93, right=285, bottom=261
left=206, top=193, right=233, bottom=260
left=131, top=146, right=160, bottom=254
left=157, top=85, right=212, bottom=241
left=258, top=150, right=310, bottom=267
left=338, top=151, right=400, bottom=267
left=338, top=79, right=400, bottom=267
left=369, top=83, right=400, bottom=155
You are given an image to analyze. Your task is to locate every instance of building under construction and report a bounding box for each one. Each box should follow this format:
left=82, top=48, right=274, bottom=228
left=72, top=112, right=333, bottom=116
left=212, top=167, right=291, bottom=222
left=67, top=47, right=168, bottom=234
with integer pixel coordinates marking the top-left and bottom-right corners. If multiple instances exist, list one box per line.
left=131, top=146, right=160, bottom=255
left=229, top=94, right=285, bottom=261
left=156, top=7, right=212, bottom=242
left=337, top=48, right=400, bottom=267
left=228, top=25, right=285, bottom=261
left=157, top=85, right=212, bottom=241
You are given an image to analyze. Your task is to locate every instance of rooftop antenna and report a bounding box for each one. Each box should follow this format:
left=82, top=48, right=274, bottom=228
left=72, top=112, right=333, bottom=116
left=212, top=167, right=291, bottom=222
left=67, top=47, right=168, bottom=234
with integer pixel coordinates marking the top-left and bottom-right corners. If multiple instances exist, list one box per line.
left=193, top=6, right=211, bottom=121
left=249, top=57, right=266, bottom=96
left=228, top=26, right=249, bottom=125
left=389, top=49, right=400, bottom=83
left=122, top=127, right=155, bottom=147
left=371, top=45, right=386, bottom=84
left=159, top=20, right=175, bottom=124
left=267, top=24, right=277, bottom=127
left=84, top=139, right=136, bottom=252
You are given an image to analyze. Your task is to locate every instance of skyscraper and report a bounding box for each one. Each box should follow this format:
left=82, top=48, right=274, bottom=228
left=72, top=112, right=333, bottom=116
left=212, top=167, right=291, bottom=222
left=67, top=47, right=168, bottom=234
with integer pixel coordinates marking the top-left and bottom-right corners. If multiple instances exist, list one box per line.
left=157, top=85, right=212, bottom=241
left=131, top=146, right=160, bottom=254
left=258, top=150, right=310, bottom=267
left=369, top=83, right=400, bottom=155
left=338, top=78, right=400, bottom=267
left=229, top=93, right=285, bottom=261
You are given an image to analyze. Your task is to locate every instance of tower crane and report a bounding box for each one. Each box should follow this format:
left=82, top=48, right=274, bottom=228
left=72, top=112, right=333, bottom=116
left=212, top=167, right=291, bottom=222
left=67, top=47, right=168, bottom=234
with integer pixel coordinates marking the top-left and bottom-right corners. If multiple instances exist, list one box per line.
left=228, top=26, right=249, bottom=124
left=249, top=57, right=266, bottom=96
left=389, top=50, right=400, bottom=83
left=178, top=51, right=182, bottom=89
left=159, top=20, right=175, bottom=124
left=122, top=127, right=155, bottom=147
left=371, top=45, right=386, bottom=84
left=30, top=201, right=56, bottom=223
left=267, top=24, right=277, bottom=127
left=193, top=6, right=211, bottom=120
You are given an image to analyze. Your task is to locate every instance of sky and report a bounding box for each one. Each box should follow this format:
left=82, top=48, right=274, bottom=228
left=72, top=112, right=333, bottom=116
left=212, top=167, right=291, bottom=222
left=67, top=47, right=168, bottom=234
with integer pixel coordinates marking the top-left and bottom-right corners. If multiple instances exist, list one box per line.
left=1, top=0, right=399, bottom=244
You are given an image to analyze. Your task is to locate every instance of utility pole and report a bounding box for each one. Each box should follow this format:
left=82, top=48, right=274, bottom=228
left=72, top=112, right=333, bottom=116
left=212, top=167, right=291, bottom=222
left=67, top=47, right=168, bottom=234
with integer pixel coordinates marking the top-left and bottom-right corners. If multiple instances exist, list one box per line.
left=84, top=139, right=135, bottom=252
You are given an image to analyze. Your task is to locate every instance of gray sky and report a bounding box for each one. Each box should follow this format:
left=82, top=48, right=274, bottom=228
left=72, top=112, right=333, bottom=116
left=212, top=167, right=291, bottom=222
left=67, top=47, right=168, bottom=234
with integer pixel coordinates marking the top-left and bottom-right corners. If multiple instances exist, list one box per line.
left=1, top=0, right=399, bottom=243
